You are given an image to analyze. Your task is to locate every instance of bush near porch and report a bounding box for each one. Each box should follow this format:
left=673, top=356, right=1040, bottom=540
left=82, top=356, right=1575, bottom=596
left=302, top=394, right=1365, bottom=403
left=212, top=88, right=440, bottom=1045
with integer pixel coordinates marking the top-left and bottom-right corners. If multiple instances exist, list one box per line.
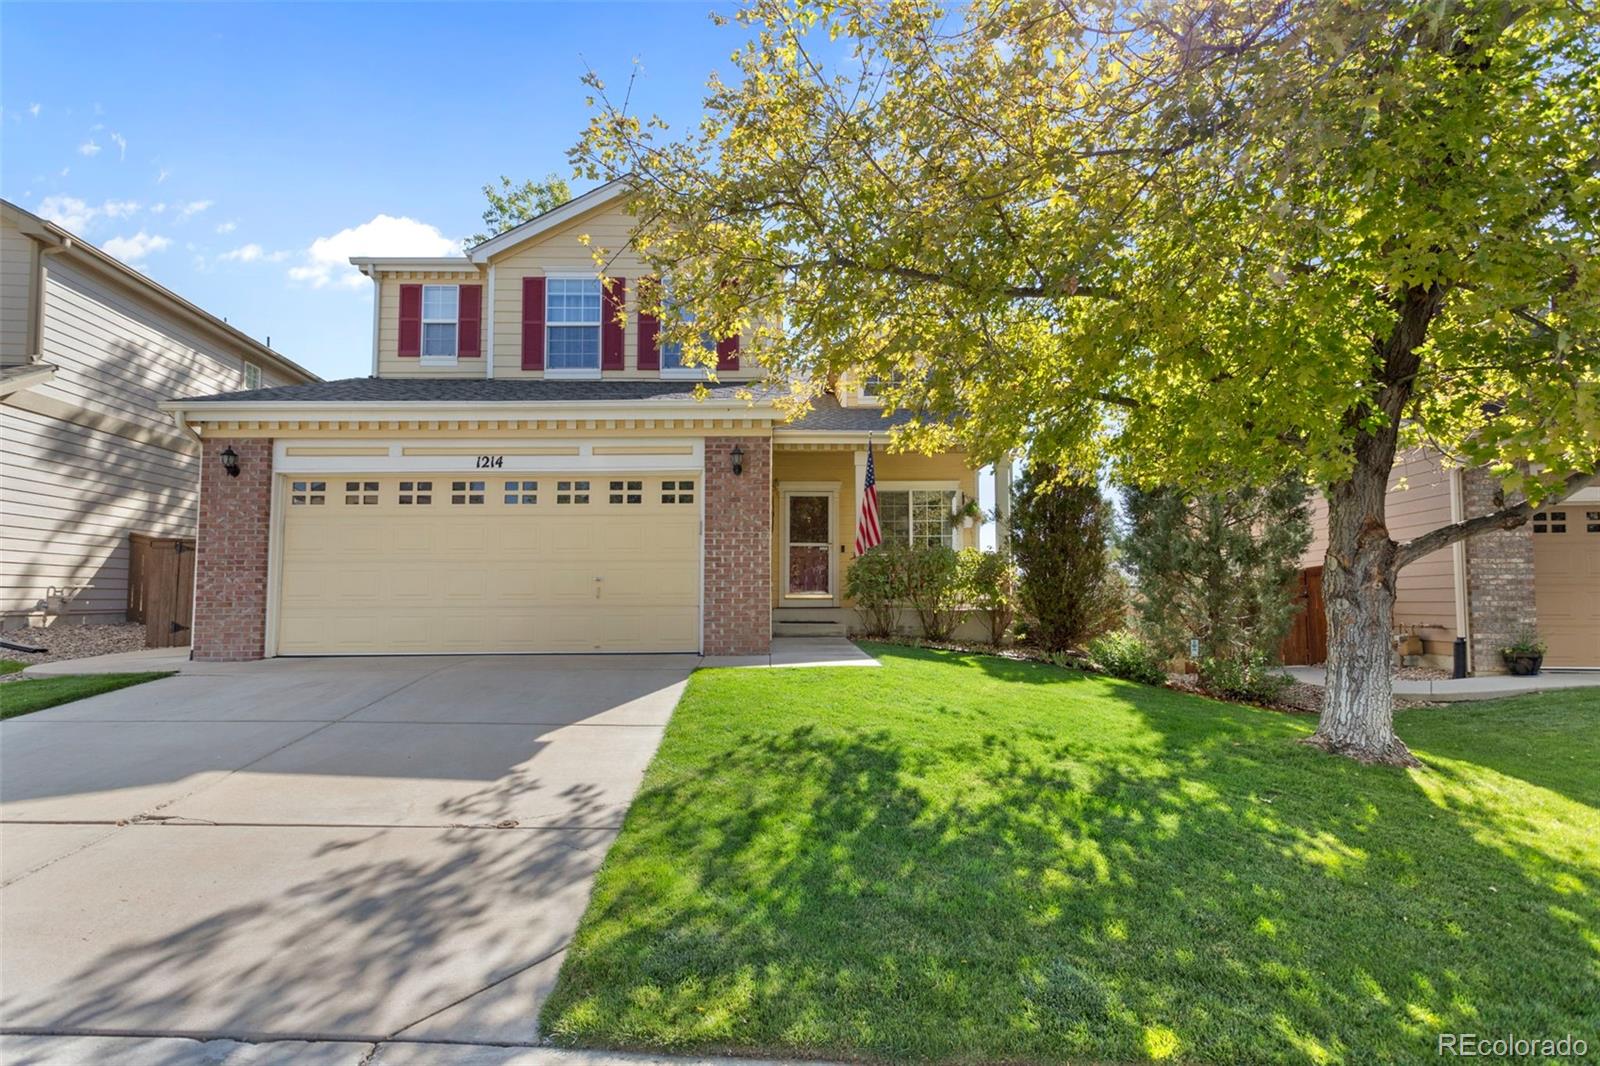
left=541, top=644, right=1599, bottom=1063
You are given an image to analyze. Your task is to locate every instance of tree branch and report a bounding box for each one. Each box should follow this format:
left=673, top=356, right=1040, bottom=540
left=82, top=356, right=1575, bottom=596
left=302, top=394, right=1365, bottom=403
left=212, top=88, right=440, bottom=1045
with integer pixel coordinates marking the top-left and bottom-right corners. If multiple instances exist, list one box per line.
left=1395, top=469, right=1597, bottom=570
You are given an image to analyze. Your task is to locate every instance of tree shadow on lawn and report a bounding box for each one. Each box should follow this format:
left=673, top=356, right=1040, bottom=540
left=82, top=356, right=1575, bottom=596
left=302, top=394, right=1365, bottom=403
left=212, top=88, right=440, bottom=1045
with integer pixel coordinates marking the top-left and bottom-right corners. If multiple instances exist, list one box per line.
left=543, top=647, right=1599, bottom=1063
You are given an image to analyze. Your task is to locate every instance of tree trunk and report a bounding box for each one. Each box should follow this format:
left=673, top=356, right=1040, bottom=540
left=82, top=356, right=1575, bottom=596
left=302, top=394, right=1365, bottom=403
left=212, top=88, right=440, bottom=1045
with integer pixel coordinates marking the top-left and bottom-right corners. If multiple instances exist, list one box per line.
left=1308, top=444, right=1420, bottom=767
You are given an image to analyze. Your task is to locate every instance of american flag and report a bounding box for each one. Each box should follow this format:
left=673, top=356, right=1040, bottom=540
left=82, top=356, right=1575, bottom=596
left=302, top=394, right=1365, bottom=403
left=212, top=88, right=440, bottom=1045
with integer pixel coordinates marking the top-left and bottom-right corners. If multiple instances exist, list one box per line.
left=855, top=437, right=882, bottom=554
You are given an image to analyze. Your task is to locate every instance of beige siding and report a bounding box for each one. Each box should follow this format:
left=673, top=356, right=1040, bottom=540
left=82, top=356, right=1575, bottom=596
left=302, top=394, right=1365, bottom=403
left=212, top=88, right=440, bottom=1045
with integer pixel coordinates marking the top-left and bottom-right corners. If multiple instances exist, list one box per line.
left=0, top=258, right=291, bottom=624
left=771, top=447, right=979, bottom=607
left=1302, top=449, right=1459, bottom=654
left=1, top=216, right=40, bottom=364
left=373, top=270, right=487, bottom=379
left=373, top=198, right=759, bottom=381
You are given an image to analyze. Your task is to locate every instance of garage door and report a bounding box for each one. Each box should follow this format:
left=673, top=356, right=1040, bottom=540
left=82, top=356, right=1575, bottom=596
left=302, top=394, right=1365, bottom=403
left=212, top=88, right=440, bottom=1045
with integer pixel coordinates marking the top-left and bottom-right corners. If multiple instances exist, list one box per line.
left=1532, top=507, right=1600, bottom=668
left=275, top=474, right=700, bottom=654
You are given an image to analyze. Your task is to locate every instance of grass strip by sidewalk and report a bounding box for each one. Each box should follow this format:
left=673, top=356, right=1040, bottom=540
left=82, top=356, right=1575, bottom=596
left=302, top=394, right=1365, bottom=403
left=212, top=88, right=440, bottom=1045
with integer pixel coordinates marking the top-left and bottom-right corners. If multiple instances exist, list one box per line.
left=0, top=672, right=175, bottom=720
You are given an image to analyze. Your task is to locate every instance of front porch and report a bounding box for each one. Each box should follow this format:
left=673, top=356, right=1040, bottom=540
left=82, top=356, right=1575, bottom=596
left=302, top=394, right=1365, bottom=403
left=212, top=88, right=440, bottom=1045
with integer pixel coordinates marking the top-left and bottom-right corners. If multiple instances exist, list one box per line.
left=768, top=440, right=1008, bottom=640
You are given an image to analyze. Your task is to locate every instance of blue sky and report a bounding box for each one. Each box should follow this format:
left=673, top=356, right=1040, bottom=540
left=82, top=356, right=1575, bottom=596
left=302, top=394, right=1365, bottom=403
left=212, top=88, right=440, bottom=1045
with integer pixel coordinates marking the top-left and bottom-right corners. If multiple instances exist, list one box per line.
left=2, top=1, right=739, bottom=382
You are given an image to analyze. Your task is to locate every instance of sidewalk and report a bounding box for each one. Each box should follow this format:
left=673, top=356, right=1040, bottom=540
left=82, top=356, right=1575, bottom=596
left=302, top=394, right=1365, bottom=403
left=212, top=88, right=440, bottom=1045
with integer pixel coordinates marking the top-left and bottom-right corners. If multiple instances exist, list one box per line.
left=1286, top=666, right=1600, bottom=702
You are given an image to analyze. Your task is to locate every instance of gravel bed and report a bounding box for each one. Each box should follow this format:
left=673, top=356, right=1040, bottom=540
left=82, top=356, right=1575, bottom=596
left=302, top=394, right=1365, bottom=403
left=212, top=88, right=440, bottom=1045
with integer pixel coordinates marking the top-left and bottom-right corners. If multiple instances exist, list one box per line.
left=0, top=623, right=148, bottom=680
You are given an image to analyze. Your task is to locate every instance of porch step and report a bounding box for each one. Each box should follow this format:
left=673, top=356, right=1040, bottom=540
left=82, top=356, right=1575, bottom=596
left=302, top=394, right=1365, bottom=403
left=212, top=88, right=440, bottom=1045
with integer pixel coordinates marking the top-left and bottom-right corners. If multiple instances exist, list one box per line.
left=773, top=619, right=849, bottom=638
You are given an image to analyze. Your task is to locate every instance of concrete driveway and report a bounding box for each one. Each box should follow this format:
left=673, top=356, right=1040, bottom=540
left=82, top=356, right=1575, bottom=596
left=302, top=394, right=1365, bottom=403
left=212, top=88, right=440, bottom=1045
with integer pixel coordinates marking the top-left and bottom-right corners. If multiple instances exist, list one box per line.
left=0, top=654, right=695, bottom=1046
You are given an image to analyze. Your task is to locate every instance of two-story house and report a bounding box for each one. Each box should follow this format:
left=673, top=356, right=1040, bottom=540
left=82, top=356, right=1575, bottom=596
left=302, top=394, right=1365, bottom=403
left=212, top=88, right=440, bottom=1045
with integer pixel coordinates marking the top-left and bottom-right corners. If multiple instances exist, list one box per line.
left=1, top=199, right=318, bottom=631
left=166, top=179, right=997, bottom=659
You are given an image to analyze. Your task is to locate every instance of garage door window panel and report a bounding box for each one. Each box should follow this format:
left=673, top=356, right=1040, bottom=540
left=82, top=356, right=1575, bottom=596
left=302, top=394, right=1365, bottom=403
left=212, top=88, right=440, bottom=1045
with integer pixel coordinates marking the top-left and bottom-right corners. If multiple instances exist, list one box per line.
left=290, top=481, right=326, bottom=506
left=345, top=481, right=380, bottom=506
left=557, top=480, right=591, bottom=505
left=661, top=480, right=695, bottom=504
left=451, top=481, right=486, bottom=505
left=504, top=481, right=538, bottom=505
left=610, top=480, right=644, bottom=505
left=399, top=480, right=433, bottom=505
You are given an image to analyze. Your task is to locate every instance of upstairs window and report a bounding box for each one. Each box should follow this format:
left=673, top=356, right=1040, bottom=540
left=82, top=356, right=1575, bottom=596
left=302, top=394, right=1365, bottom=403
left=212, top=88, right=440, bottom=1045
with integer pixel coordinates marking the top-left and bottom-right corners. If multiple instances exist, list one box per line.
left=547, top=278, right=601, bottom=371
left=659, top=300, right=715, bottom=376
left=243, top=363, right=262, bottom=390
left=422, top=285, right=459, bottom=359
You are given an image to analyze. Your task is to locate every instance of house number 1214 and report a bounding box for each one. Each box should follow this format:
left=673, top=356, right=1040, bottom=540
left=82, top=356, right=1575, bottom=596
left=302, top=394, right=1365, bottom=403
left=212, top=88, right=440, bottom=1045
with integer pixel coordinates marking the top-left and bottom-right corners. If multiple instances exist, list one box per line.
left=475, top=455, right=505, bottom=469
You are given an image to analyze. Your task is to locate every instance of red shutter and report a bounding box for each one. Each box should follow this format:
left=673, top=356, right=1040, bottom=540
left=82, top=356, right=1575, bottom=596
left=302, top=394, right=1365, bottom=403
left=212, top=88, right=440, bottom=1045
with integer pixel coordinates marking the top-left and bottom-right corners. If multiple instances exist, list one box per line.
left=636, top=276, right=660, bottom=370
left=602, top=276, right=626, bottom=371
left=398, top=284, right=422, bottom=358
left=716, top=333, right=740, bottom=371
left=457, top=284, right=482, bottom=357
left=521, top=276, right=546, bottom=371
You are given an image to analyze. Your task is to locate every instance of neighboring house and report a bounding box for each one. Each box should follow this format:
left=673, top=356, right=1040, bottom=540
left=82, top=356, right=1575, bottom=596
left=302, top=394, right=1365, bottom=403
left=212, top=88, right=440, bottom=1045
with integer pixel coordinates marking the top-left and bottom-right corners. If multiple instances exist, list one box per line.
left=1, top=199, right=318, bottom=630
left=165, top=179, right=1000, bottom=660
left=1289, top=449, right=1599, bottom=673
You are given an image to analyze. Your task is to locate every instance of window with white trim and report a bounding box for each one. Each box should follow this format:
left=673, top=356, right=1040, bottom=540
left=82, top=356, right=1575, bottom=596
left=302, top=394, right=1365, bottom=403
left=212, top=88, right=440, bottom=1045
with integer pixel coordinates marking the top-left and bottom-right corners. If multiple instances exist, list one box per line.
left=877, top=489, right=956, bottom=547
left=422, top=285, right=459, bottom=359
left=243, top=363, right=262, bottom=390
left=546, top=278, right=601, bottom=370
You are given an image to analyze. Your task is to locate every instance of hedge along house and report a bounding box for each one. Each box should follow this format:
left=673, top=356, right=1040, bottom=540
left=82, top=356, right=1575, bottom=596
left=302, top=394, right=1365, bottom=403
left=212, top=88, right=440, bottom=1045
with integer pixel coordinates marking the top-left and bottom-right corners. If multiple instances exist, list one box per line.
left=1288, top=448, right=1600, bottom=674
left=165, top=180, right=999, bottom=660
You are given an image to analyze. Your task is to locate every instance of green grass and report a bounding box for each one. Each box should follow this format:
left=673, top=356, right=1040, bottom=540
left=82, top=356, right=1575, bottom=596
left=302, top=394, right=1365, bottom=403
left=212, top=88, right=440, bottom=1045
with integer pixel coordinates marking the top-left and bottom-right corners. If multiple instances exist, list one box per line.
left=542, top=644, right=1600, bottom=1064
left=0, top=659, right=25, bottom=675
left=0, top=672, right=174, bottom=719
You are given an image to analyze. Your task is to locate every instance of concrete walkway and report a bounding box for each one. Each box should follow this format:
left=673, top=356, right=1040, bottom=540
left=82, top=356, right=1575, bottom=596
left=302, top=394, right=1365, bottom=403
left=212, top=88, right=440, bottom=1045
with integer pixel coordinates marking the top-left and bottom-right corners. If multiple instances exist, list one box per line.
left=22, top=638, right=880, bottom=678
left=0, top=1033, right=819, bottom=1065
left=1287, top=665, right=1600, bottom=702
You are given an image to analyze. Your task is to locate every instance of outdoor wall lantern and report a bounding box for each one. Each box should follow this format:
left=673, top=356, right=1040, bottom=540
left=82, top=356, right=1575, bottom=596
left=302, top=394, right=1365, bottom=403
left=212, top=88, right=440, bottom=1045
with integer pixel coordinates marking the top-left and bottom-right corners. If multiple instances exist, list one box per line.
left=730, top=444, right=745, bottom=476
left=220, top=446, right=241, bottom=478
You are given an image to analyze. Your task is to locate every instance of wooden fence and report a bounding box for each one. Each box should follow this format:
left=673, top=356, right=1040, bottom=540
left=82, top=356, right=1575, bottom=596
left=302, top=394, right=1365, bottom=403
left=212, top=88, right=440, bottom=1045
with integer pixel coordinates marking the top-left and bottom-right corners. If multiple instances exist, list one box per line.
left=1280, top=565, right=1327, bottom=666
left=128, top=533, right=195, bottom=648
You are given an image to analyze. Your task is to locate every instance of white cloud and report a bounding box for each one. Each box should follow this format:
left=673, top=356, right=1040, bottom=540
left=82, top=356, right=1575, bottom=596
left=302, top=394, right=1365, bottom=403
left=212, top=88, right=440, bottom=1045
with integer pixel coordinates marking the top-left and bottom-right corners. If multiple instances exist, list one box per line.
left=78, top=139, right=101, bottom=157
left=215, top=220, right=237, bottom=235
left=157, top=168, right=170, bottom=184
left=36, top=195, right=95, bottom=231
left=178, top=199, right=213, bottom=219
left=35, top=196, right=143, bottom=232
left=111, top=132, right=127, bottom=160
left=150, top=202, right=167, bottom=214
left=219, top=243, right=264, bottom=263
left=289, top=214, right=460, bottom=289
left=58, top=167, right=69, bottom=177
left=102, top=231, right=172, bottom=263
left=28, top=103, right=41, bottom=118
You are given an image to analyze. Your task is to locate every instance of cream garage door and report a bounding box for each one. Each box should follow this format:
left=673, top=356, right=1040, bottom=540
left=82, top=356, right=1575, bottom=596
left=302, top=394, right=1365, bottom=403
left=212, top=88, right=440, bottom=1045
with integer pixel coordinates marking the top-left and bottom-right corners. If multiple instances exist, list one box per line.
left=276, top=474, right=701, bottom=654
left=1532, top=506, right=1600, bottom=668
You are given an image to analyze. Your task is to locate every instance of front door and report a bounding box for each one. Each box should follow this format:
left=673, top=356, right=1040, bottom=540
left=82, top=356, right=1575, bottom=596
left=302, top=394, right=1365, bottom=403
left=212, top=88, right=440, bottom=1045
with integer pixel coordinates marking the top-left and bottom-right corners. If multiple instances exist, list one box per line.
left=784, top=491, right=834, bottom=599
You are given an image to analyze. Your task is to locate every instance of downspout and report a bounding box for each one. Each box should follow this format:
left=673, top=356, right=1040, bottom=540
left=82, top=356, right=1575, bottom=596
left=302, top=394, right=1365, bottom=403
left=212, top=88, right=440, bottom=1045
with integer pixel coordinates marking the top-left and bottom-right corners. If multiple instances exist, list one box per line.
left=1449, top=466, right=1473, bottom=675
left=368, top=270, right=381, bottom=377
left=485, top=263, right=496, bottom=379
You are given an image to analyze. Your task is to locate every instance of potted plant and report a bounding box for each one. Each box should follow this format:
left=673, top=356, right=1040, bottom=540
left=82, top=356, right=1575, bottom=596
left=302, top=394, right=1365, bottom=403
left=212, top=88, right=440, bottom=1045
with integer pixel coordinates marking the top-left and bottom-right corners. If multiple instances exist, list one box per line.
left=954, top=496, right=983, bottom=529
left=1500, top=628, right=1547, bottom=676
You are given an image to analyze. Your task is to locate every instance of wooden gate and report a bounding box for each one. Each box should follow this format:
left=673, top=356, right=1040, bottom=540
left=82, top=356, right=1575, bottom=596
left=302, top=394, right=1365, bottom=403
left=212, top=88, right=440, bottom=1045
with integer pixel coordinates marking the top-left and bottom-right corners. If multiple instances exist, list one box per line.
left=1280, top=566, right=1327, bottom=666
left=128, top=534, right=195, bottom=648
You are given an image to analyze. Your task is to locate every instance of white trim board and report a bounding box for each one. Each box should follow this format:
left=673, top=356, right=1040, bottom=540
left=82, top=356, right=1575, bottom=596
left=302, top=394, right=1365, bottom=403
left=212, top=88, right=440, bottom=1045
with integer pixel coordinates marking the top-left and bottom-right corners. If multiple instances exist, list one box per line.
left=272, top=437, right=705, bottom=475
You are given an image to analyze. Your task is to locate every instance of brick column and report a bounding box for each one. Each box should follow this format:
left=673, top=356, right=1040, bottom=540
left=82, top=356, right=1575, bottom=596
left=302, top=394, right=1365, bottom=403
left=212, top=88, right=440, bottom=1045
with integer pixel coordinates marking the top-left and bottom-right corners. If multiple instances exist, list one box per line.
left=192, top=437, right=273, bottom=661
left=703, top=436, right=771, bottom=656
left=1462, top=467, right=1536, bottom=674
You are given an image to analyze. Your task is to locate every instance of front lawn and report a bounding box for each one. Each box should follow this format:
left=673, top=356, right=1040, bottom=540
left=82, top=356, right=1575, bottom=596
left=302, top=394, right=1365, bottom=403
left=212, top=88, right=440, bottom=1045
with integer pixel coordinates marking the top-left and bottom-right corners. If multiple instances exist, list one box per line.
left=542, top=644, right=1599, bottom=1063
left=0, top=672, right=174, bottom=720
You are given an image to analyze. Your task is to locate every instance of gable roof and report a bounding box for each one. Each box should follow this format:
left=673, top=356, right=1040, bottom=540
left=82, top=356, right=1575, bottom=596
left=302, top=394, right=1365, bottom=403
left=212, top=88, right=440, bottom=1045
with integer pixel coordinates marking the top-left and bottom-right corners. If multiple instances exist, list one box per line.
left=1, top=199, right=318, bottom=385
left=464, top=178, right=633, bottom=263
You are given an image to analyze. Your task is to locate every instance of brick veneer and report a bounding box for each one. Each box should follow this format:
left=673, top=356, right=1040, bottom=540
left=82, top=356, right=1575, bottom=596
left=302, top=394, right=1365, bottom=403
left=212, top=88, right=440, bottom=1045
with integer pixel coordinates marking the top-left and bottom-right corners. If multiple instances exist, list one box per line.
left=703, top=436, right=772, bottom=656
left=1462, top=467, right=1537, bottom=674
left=193, top=437, right=272, bottom=661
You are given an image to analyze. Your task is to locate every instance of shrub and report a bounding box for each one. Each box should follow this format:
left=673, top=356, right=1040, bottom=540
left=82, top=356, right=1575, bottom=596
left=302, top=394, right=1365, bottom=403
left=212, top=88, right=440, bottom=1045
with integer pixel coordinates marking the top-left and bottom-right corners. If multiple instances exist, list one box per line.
left=1119, top=477, right=1311, bottom=667
left=957, top=548, right=1019, bottom=644
left=1010, top=466, right=1121, bottom=652
left=845, top=542, right=907, bottom=636
left=902, top=545, right=963, bottom=641
left=1086, top=630, right=1167, bottom=685
left=1198, top=651, right=1293, bottom=703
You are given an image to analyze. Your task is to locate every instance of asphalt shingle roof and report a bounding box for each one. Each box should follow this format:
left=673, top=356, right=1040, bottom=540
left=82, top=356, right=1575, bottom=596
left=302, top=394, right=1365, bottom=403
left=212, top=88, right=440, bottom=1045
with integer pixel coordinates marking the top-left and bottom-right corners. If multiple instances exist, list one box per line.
left=173, top=376, right=924, bottom=434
